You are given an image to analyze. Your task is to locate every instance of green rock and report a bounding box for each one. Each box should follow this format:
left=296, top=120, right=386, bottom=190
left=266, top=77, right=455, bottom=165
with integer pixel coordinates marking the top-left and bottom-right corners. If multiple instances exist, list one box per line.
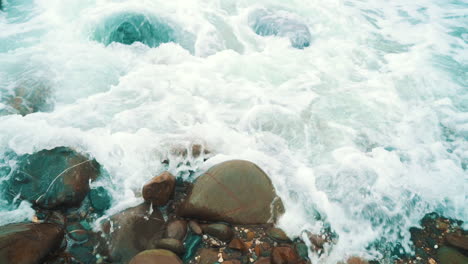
left=294, top=243, right=308, bottom=259
left=6, top=147, right=100, bottom=209
left=267, top=227, right=290, bottom=242
left=66, top=222, right=89, bottom=243
left=89, top=186, right=112, bottom=212
left=178, top=160, right=284, bottom=224
left=437, top=246, right=468, bottom=264
left=183, top=233, right=202, bottom=262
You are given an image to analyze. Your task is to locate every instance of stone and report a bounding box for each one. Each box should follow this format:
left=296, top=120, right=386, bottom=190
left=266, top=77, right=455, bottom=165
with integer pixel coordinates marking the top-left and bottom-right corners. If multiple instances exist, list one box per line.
left=247, top=231, right=256, bottom=241
left=225, top=260, right=242, bottom=264
left=179, top=160, right=284, bottom=224
left=129, top=249, right=183, bottom=264
left=347, top=257, right=369, bottom=264
left=182, top=233, right=203, bottom=262
left=66, top=222, right=89, bottom=243
left=2, top=84, right=53, bottom=116
left=229, top=238, right=248, bottom=253
left=198, top=248, right=222, bottom=264
left=308, top=233, right=326, bottom=249
left=142, top=171, right=176, bottom=206
left=294, top=243, right=308, bottom=260
left=89, top=186, right=112, bottom=213
left=203, top=223, right=234, bottom=242
left=6, top=147, right=100, bottom=209
left=255, top=258, right=272, bottom=264
left=271, top=247, right=300, bottom=264
left=0, top=222, right=64, bottom=264
left=166, top=220, right=187, bottom=240
left=267, top=228, right=290, bottom=242
left=437, top=246, right=468, bottom=264
left=155, top=238, right=185, bottom=255
left=189, top=220, right=203, bottom=235
left=446, top=233, right=468, bottom=251
left=102, top=203, right=165, bottom=263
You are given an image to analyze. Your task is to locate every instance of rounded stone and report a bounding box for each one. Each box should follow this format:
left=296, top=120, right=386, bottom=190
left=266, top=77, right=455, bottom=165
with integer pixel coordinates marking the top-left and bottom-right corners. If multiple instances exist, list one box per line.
left=188, top=220, right=203, bottom=235
left=165, top=220, right=187, bottom=241
left=89, top=186, right=112, bottom=212
left=271, top=247, right=299, bottom=264
left=437, top=246, right=468, bottom=264
left=142, top=171, right=176, bottom=207
left=267, top=228, right=290, bottom=242
left=129, top=249, right=183, bottom=264
left=202, top=223, right=234, bottom=242
left=178, top=160, right=284, bottom=224
left=155, top=238, right=185, bottom=255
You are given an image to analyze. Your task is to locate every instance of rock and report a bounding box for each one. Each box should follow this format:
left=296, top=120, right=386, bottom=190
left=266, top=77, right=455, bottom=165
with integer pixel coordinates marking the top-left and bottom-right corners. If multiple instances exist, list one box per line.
left=229, top=238, right=248, bottom=253
left=6, top=147, right=100, bottom=209
left=179, top=160, right=284, bottom=224
left=446, top=233, right=468, bottom=251
left=102, top=203, right=165, bottom=263
left=142, top=171, right=176, bottom=206
left=294, top=243, right=308, bottom=260
left=271, top=247, right=300, bottom=264
left=308, top=233, right=326, bottom=249
left=66, top=222, right=89, bottom=243
left=255, top=257, right=272, bottom=264
left=202, top=223, right=234, bottom=242
left=347, top=257, right=368, bottom=264
left=2, top=84, right=53, bottom=116
left=247, top=231, right=256, bottom=241
left=437, top=246, right=468, bottom=264
left=182, top=233, right=203, bottom=262
left=0, top=222, right=64, bottom=264
left=155, top=238, right=185, bottom=255
left=129, top=249, right=183, bottom=264
left=189, top=220, right=203, bottom=235
left=89, top=186, right=112, bottom=213
left=198, top=248, right=222, bottom=264
left=225, top=260, right=242, bottom=264
left=166, top=220, right=187, bottom=240
left=267, top=228, right=290, bottom=242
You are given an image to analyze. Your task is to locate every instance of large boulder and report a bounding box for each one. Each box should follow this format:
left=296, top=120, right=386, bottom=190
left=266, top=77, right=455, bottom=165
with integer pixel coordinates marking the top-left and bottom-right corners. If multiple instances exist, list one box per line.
left=6, top=147, right=100, bottom=209
left=129, top=249, right=183, bottom=264
left=178, top=160, right=284, bottom=224
left=437, top=246, right=468, bottom=264
left=102, top=203, right=165, bottom=263
left=0, top=222, right=64, bottom=264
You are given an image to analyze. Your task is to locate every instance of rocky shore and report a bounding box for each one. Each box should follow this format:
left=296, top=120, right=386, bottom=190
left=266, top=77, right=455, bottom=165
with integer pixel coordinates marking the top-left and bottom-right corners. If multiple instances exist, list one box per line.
left=0, top=146, right=466, bottom=264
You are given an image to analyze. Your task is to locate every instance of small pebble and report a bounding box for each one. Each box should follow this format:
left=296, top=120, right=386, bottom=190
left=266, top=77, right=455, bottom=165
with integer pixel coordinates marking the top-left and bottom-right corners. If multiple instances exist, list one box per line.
left=249, top=258, right=254, bottom=262
left=434, top=245, right=438, bottom=249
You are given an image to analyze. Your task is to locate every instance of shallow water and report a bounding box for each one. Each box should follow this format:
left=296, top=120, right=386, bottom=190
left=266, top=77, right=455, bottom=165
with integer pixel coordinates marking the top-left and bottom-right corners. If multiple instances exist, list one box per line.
left=0, top=0, right=466, bottom=262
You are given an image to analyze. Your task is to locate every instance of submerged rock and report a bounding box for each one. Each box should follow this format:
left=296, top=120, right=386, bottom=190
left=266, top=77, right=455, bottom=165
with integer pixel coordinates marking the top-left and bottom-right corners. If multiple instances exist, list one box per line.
left=129, top=249, right=183, bottom=264
left=0, top=84, right=53, bottom=116
left=178, top=160, right=284, bottom=224
left=143, top=171, right=176, bottom=207
left=6, top=147, right=100, bottom=209
left=437, top=246, right=468, bottom=264
left=102, top=203, right=165, bottom=263
left=0, top=222, right=64, bottom=264
left=88, top=186, right=112, bottom=213
left=248, top=9, right=311, bottom=49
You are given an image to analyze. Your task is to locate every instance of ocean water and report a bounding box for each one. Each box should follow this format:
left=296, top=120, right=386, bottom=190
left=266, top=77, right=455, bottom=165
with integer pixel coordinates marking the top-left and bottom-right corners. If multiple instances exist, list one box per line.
left=0, top=0, right=466, bottom=262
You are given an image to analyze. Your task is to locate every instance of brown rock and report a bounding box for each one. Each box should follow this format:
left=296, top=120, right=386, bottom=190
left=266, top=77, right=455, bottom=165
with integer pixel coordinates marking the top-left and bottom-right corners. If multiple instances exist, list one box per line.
left=347, top=257, right=369, bottom=264
left=224, top=260, right=242, bottom=264
left=198, top=248, right=222, bottom=264
left=203, top=223, right=234, bottom=242
left=267, top=228, right=290, bottom=242
left=256, top=257, right=272, bottom=264
left=0, top=222, right=64, bottom=264
left=255, top=245, right=263, bottom=257
left=271, top=247, right=300, bottom=264
left=189, top=220, right=203, bottom=235
left=247, top=231, right=255, bottom=241
left=446, top=233, right=468, bottom=251
left=143, top=171, right=176, bottom=206
left=308, top=233, right=326, bottom=249
left=178, top=160, right=284, bottom=224
left=129, top=249, right=183, bottom=264
left=166, top=220, right=187, bottom=240
left=102, top=203, right=165, bottom=263
left=155, top=238, right=185, bottom=255
left=229, top=238, right=247, bottom=253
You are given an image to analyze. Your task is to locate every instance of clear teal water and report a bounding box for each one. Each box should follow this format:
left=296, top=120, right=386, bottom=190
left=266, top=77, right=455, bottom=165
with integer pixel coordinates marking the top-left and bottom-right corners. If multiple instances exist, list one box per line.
left=0, top=0, right=466, bottom=262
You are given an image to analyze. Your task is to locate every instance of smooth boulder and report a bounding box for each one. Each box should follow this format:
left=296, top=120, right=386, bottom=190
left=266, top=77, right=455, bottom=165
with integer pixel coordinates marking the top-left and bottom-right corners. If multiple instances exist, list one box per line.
left=102, top=203, right=165, bottom=263
left=178, top=160, right=284, bottom=224
left=6, top=147, right=100, bottom=209
left=143, top=171, right=176, bottom=206
left=0, top=222, right=64, bottom=264
left=129, top=249, right=183, bottom=264
left=437, top=246, right=468, bottom=264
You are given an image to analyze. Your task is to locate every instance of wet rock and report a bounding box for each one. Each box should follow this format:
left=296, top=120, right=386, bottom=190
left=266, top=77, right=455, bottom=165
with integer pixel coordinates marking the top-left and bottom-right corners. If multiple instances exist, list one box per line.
left=89, top=186, right=112, bottom=213
left=198, top=248, right=222, bottom=264
left=0, top=222, right=64, bottom=264
left=203, top=223, right=234, bottom=242
left=179, top=160, right=284, bottom=224
left=247, top=231, right=256, bottom=241
left=66, top=222, right=89, bottom=243
left=155, top=238, right=185, bottom=255
left=182, top=233, right=203, bottom=262
left=267, top=228, right=290, bottom=242
left=446, top=233, right=468, bottom=251
left=437, top=246, right=468, bottom=264
left=271, top=247, right=300, bottom=264
left=143, top=171, right=176, bottom=206
left=225, top=260, right=242, bottom=264
left=294, top=243, right=308, bottom=260
left=189, top=220, right=203, bottom=235
left=102, top=203, right=165, bottom=263
left=255, top=257, right=272, bottom=264
left=1, top=84, right=53, bottom=116
left=229, top=238, right=248, bottom=253
left=129, top=249, right=183, bottom=264
left=6, top=147, right=100, bottom=209
left=166, top=220, right=187, bottom=240
left=308, top=233, right=327, bottom=249
left=347, top=257, right=368, bottom=264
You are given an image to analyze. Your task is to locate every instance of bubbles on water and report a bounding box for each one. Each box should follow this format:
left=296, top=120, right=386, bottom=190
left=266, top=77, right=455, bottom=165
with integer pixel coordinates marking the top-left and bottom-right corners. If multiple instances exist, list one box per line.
left=248, top=9, right=311, bottom=49
left=93, top=12, right=195, bottom=52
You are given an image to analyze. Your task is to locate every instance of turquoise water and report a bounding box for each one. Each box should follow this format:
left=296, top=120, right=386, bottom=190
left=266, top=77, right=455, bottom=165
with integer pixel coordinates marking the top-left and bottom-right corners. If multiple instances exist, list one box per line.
left=0, top=0, right=466, bottom=262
